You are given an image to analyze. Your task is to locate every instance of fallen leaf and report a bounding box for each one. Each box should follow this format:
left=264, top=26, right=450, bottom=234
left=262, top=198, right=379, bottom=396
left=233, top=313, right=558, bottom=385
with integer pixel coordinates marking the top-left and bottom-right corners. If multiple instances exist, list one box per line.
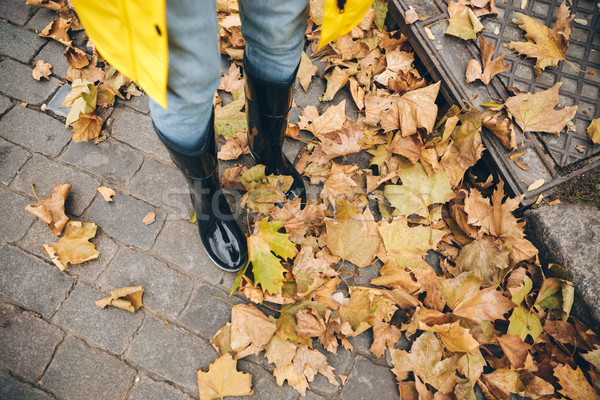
left=483, top=108, right=516, bottom=150
left=217, top=130, right=249, bottom=160
left=466, top=35, right=509, bottom=85
left=370, top=318, right=402, bottom=358
left=43, top=220, right=100, bottom=270
left=496, top=334, right=531, bottom=370
left=406, top=8, right=419, bottom=24
left=96, top=286, right=144, bottom=312
left=453, top=287, right=516, bottom=323
left=588, top=118, right=600, bottom=144
left=215, top=97, right=246, bottom=138
left=64, top=47, right=89, bottom=69
left=480, top=368, right=525, bottom=400
left=39, top=18, right=72, bottom=46
left=221, top=165, right=248, bottom=190
left=197, top=353, right=253, bottom=400
left=507, top=305, right=543, bottom=341
left=26, top=183, right=71, bottom=236
left=60, top=79, right=97, bottom=126
left=297, top=101, right=346, bottom=136
left=446, top=0, right=484, bottom=40
left=507, top=1, right=574, bottom=75
left=455, top=238, right=510, bottom=284
left=395, top=81, right=440, bottom=136
left=218, top=63, right=244, bottom=93
left=419, top=321, right=480, bottom=353
left=298, top=51, right=318, bottom=92
left=554, top=364, right=598, bottom=400
left=143, top=211, right=156, bottom=225
left=240, top=165, right=293, bottom=214
left=71, top=113, right=104, bottom=142
left=97, top=186, right=115, bottom=202
left=321, top=66, right=350, bottom=101
left=230, top=303, right=277, bottom=358
left=32, top=60, right=52, bottom=80
left=527, top=178, right=545, bottom=191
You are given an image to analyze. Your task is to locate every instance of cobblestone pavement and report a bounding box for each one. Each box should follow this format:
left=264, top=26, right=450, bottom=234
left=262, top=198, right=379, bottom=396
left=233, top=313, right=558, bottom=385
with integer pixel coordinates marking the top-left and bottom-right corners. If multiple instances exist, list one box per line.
left=0, top=2, right=401, bottom=399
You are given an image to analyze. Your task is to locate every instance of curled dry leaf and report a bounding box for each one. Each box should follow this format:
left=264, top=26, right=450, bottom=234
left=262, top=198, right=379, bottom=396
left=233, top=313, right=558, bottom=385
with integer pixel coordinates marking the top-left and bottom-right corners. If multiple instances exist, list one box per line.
left=446, top=0, right=484, bottom=40
left=39, top=18, right=72, bottom=46
left=405, top=8, right=419, bottom=24
left=218, top=63, right=244, bottom=93
left=71, top=113, right=104, bottom=142
left=32, top=60, right=52, bottom=80
left=43, top=220, right=100, bottom=270
left=97, top=186, right=115, bottom=202
left=221, top=164, right=248, bottom=190
left=96, top=286, right=144, bottom=312
left=197, top=353, right=253, bottom=400
left=217, top=130, right=249, bottom=160
left=298, top=51, right=318, bottom=92
left=588, top=118, right=600, bottom=144
left=64, top=47, right=89, bottom=69
left=142, top=211, right=156, bottom=225
left=26, top=183, right=71, bottom=236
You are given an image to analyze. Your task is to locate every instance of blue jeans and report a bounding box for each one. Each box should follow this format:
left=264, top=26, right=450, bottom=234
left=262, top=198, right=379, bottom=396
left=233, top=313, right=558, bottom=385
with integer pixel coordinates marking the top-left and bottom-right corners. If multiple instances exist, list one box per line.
left=150, top=0, right=309, bottom=153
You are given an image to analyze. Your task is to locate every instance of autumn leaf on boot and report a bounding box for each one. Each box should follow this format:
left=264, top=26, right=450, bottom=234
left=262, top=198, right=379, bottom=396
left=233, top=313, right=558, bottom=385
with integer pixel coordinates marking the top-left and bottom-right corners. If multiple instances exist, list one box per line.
left=197, top=353, right=253, bottom=400
left=26, top=183, right=71, bottom=236
left=507, top=0, right=574, bottom=75
left=43, top=220, right=99, bottom=270
left=240, top=165, right=293, bottom=214
left=247, top=218, right=298, bottom=295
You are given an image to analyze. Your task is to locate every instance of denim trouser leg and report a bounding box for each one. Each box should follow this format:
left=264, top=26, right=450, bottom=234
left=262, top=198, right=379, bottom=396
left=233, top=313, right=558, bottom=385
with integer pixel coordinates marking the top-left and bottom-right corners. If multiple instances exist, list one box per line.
left=149, top=0, right=309, bottom=152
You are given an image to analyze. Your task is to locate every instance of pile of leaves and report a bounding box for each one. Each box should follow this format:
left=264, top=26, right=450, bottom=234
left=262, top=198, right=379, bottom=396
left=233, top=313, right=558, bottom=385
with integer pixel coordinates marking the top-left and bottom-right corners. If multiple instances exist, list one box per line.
left=204, top=1, right=600, bottom=399
left=27, top=0, right=143, bottom=143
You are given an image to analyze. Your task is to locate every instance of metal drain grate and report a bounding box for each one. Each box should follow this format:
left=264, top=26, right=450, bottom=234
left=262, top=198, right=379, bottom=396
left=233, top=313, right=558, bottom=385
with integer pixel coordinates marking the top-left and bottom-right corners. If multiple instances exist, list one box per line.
left=388, top=0, right=600, bottom=206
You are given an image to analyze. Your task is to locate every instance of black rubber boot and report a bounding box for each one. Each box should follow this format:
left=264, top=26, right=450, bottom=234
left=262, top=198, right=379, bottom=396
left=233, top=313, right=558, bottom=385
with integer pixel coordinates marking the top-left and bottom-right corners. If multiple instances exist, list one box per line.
left=155, top=116, right=248, bottom=272
left=244, top=59, right=307, bottom=205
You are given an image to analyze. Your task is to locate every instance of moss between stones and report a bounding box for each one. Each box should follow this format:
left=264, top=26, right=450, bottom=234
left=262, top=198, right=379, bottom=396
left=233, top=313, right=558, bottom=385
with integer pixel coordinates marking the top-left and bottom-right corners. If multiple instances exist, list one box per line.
left=550, top=170, right=600, bottom=208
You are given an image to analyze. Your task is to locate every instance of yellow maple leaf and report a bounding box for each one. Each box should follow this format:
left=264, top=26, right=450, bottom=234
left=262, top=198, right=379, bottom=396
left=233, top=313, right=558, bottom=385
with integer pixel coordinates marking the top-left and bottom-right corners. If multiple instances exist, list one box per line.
left=197, top=354, right=253, bottom=400
left=43, top=220, right=99, bottom=270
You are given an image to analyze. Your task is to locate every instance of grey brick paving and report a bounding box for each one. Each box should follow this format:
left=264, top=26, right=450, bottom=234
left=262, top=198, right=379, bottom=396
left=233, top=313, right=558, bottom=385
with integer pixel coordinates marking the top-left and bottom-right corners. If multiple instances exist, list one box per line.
left=178, top=285, right=242, bottom=339
left=152, top=220, right=226, bottom=285
left=125, top=318, right=217, bottom=393
left=128, top=376, right=194, bottom=400
left=18, top=220, right=119, bottom=282
left=26, top=8, right=56, bottom=33
left=0, top=370, right=53, bottom=400
left=0, top=244, right=72, bottom=318
left=0, top=59, right=59, bottom=104
left=0, top=303, right=64, bottom=381
left=310, top=344, right=354, bottom=395
left=0, top=186, right=36, bottom=242
left=304, top=392, right=326, bottom=400
left=340, top=356, right=398, bottom=400
left=60, top=139, right=143, bottom=184
left=86, top=194, right=165, bottom=250
left=0, top=106, right=69, bottom=157
left=0, top=1, right=36, bottom=25
left=0, top=21, right=44, bottom=63
left=42, top=336, right=136, bottom=400
left=34, top=41, right=69, bottom=79
left=0, top=94, right=13, bottom=115
left=0, top=138, right=30, bottom=185
left=98, top=247, right=193, bottom=320
left=53, top=282, right=144, bottom=355
left=11, top=154, right=100, bottom=216
left=129, top=159, right=192, bottom=218
left=46, top=82, right=70, bottom=118
left=119, top=94, right=150, bottom=114
left=111, top=108, right=170, bottom=162
left=237, top=360, right=298, bottom=400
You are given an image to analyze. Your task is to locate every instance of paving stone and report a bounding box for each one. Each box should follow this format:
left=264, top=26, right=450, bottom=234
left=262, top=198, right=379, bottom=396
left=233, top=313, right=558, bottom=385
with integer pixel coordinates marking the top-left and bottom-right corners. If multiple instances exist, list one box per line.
left=0, top=244, right=72, bottom=318
left=0, top=106, right=69, bottom=157
left=60, top=139, right=143, bottom=184
left=86, top=194, right=165, bottom=250
left=125, top=318, right=217, bottom=393
left=309, top=344, right=354, bottom=395
left=0, top=370, right=53, bottom=400
left=0, top=303, right=64, bottom=381
left=26, top=8, right=56, bottom=33
left=129, top=159, right=192, bottom=218
left=111, top=108, right=170, bottom=162
left=53, top=282, right=144, bottom=355
left=303, top=392, right=326, bottom=400
left=129, top=376, right=194, bottom=400
left=0, top=186, right=36, bottom=242
left=119, top=94, right=150, bottom=114
left=11, top=154, right=100, bottom=216
left=0, top=94, right=13, bottom=115
left=152, top=220, right=226, bottom=285
left=340, top=356, right=398, bottom=400
left=0, top=137, right=30, bottom=185
left=237, top=360, right=298, bottom=400
left=0, top=1, right=37, bottom=25
left=525, top=203, right=600, bottom=330
left=42, top=336, right=136, bottom=400
left=46, top=82, right=70, bottom=118
left=178, top=285, right=242, bottom=339
left=35, top=41, right=69, bottom=79
left=0, top=21, right=44, bottom=63
left=98, top=247, right=193, bottom=320
left=18, top=220, right=118, bottom=282
left=0, top=59, right=59, bottom=104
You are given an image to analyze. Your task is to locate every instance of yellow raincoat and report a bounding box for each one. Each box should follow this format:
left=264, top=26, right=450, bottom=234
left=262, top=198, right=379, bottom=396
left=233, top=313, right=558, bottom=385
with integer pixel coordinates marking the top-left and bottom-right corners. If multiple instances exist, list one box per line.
left=71, top=0, right=374, bottom=109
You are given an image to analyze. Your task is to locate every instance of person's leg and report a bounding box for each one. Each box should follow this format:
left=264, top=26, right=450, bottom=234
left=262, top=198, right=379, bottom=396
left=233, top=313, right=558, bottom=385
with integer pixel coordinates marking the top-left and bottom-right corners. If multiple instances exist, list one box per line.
left=239, top=0, right=309, bottom=203
left=150, top=0, right=247, bottom=272
left=149, top=0, right=221, bottom=153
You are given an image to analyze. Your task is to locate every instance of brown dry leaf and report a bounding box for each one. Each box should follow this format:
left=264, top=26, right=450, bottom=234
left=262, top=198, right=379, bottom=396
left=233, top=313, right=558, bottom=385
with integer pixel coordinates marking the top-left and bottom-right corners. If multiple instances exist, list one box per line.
left=419, top=321, right=480, bottom=353
left=43, top=220, right=100, bottom=270
left=480, top=368, right=524, bottom=400
left=321, top=66, right=350, bottom=102
left=230, top=304, right=277, bottom=359
left=197, top=353, right=253, bottom=400
left=466, top=0, right=499, bottom=16
left=588, top=118, right=600, bottom=144
left=26, top=0, right=68, bottom=13
left=64, top=47, right=90, bottom=69
left=310, top=120, right=364, bottom=164
left=269, top=197, right=327, bottom=244
left=32, top=60, right=52, bottom=80
left=26, top=183, right=71, bottom=236
left=71, top=113, right=104, bottom=142
left=297, top=100, right=346, bottom=136
left=295, top=308, right=326, bottom=339
left=221, top=164, right=248, bottom=190
left=406, top=8, right=419, bottom=24
left=455, top=238, right=510, bottom=284
left=292, top=246, right=336, bottom=296
left=286, top=123, right=300, bottom=139
left=496, top=334, right=531, bottom=370
left=446, top=0, right=485, bottom=40
left=217, top=130, right=249, bottom=160
left=349, top=77, right=365, bottom=110
left=298, top=51, right=318, bottom=92
left=370, top=318, right=402, bottom=358
left=466, top=35, right=509, bottom=85
left=453, top=287, right=516, bottom=323
left=96, top=286, right=144, bottom=312
left=396, top=81, right=440, bottom=136
left=507, top=0, right=574, bottom=75
left=483, top=108, right=516, bottom=150
left=97, top=186, right=115, bottom=202
left=293, top=345, right=338, bottom=386
left=387, top=133, right=423, bottom=164
left=39, top=18, right=72, bottom=46
left=554, top=364, right=598, bottom=400
left=143, top=211, right=156, bottom=225
left=218, top=63, right=244, bottom=93
left=503, top=82, right=577, bottom=135
left=66, top=61, right=105, bottom=83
